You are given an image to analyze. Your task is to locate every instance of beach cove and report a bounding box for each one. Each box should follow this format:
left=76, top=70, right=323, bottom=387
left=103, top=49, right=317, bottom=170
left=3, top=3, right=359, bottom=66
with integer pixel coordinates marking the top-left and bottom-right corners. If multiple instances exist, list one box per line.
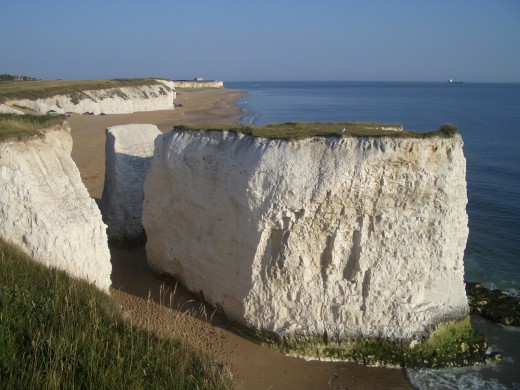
left=68, top=87, right=412, bottom=389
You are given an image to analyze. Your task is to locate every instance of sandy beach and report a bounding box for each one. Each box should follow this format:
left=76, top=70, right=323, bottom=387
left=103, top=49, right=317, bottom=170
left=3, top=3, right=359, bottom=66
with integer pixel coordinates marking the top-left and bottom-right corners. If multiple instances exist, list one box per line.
left=68, top=88, right=411, bottom=389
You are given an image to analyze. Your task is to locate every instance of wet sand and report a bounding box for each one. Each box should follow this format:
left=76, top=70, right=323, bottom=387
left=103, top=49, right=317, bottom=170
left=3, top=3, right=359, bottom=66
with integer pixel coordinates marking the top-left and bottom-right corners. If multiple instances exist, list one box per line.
left=68, top=88, right=412, bottom=389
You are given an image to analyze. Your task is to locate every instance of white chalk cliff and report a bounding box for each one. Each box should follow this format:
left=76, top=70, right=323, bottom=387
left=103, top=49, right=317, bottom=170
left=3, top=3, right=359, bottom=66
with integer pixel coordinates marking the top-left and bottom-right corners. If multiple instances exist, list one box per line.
left=102, top=124, right=161, bottom=242
left=143, top=130, right=469, bottom=342
left=4, top=83, right=175, bottom=115
left=0, top=103, right=24, bottom=115
left=0, top=125, right=111, bottom=291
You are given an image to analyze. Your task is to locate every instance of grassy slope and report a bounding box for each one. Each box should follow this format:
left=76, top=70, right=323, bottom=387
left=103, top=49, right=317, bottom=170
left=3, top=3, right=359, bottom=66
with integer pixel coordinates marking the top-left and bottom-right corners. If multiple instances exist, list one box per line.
left=174, top=122, right=458, bottom=140
left=0, top=114, right=64, bottom=142
left=0, top=78, right=161, bottom=103
left=0, top=238, right=232, bottom=389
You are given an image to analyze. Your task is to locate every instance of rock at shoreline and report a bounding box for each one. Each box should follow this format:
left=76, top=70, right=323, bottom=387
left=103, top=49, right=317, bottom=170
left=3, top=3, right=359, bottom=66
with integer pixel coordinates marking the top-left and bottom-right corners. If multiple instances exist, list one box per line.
left=466, top=282, right=520, bottom=326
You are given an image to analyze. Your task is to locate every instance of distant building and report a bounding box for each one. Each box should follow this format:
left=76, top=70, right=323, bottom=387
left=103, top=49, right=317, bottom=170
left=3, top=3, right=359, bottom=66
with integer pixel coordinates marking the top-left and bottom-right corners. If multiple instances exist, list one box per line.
left=173, top=79, right=224, bottom=88
left=0, top=74, right=38, bottom=81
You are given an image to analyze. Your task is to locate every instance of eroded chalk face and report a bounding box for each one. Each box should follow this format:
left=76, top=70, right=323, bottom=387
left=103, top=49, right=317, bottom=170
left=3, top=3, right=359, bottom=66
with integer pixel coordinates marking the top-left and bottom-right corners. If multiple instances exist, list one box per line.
left=101, top=124, right=162, bottom=244
left=143, top=130, right=468, bottom=342
left=0, top=125, right=111, bottom=291
left=3, top=84, right=175, bottom=115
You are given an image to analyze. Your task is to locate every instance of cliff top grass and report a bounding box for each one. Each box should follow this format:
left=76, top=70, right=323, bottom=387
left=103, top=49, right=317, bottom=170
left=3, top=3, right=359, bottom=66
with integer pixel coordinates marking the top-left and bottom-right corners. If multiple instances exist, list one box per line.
left=0, top=113, right=64, bottom=142
left=0, top=78, right=161, bottom=103
left=0, top=238, right=232, bottom=389
left=173, top=122, right=458, bottom=140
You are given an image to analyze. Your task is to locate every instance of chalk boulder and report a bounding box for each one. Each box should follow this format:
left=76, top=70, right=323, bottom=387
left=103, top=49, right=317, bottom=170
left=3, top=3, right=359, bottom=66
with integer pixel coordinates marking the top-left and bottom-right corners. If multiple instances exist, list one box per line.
left=143, top=130, right=469, bottom=342
left=0, top=125, right=111, bottom=291
left=101, top=124, right=161, bottom=242
left=102, top=124, right=161, bottom=243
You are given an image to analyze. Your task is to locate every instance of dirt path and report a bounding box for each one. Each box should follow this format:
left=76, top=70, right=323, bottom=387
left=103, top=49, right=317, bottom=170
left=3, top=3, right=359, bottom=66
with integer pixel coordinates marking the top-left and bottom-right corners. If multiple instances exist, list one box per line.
left=68, top=88, right=412, bottom=389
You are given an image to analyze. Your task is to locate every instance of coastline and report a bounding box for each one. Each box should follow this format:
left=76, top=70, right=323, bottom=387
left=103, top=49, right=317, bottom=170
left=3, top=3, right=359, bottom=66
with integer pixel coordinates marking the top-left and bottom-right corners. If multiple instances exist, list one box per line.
left=68, top=87, right=412, bottom=389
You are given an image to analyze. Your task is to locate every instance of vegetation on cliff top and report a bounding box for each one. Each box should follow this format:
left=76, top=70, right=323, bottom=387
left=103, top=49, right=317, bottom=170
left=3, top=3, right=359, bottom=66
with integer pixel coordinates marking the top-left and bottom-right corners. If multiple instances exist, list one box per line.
left=0, top=238, right=232, bottom=389
left=0, top=78, right=161, bottom=103
left=0, top=113, right=64, bottom=141
left=174, top=122, right=458, bottom=140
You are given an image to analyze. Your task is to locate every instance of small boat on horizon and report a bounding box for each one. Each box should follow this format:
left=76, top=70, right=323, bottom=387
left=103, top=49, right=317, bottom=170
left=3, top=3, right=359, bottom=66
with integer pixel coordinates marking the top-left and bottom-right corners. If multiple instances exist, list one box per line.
left=448, top=79, right=463, bottom=84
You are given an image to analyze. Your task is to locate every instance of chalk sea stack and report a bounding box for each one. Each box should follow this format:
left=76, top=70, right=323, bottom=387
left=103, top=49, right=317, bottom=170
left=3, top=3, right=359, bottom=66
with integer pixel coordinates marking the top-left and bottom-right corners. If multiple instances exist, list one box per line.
left=143, top=128, right=469, bottom=343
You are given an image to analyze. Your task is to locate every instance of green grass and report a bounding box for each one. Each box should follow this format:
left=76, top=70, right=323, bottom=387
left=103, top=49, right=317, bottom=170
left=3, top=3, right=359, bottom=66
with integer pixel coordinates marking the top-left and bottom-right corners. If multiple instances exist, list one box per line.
left=0, top=238, right=233, bottom=389
left=230, top=317, right=498, bottom=368
left=0, top=114, right=65, bottom=142
left=0, top=78, right=162, bottom=103
left=320, top=318, right=494, bottom=368
left=173, top=122, right=458, bottom=140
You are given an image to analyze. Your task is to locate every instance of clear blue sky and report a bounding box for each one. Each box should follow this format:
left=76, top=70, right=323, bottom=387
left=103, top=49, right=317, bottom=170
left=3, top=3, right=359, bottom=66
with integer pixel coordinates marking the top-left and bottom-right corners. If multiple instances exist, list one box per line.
left=1, top=0, right=519, bottom=82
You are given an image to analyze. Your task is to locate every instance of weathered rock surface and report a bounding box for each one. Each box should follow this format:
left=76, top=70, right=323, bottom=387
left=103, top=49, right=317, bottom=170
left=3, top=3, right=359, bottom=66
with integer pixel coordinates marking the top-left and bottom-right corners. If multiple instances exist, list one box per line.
left=102, top=124, right=161, bottom=243
left=0, top=103, right=24, bottom=115
left=4, top=84, right=174, bottom=115
left=0, top=125, right=111, bottom=291
left=466, top=282, right=520, bottom=326
left=143, top=130, right=469, bottom=342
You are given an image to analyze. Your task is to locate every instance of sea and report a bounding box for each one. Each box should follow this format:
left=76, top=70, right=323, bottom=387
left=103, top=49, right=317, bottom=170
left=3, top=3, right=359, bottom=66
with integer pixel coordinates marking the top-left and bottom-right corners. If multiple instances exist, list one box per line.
left=226, top=81, right=520, bottom=389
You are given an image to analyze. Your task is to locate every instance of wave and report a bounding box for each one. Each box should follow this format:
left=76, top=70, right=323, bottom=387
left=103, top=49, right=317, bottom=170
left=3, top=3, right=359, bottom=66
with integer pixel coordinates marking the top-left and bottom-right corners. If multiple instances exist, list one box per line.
left=407, top=367, right=514, bottom=390
left=235, top=93, right=265, bottom=125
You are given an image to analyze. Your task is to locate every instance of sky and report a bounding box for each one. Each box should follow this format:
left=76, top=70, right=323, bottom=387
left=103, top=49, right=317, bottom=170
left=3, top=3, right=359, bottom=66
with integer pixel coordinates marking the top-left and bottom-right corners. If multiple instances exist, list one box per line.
left=1, top=0, right=519, bottom=82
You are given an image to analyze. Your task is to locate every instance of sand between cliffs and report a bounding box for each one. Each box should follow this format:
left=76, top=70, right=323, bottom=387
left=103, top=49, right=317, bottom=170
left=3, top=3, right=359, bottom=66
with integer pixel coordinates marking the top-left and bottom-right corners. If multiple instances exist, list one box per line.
left=68, top=88, right=412, bottom=389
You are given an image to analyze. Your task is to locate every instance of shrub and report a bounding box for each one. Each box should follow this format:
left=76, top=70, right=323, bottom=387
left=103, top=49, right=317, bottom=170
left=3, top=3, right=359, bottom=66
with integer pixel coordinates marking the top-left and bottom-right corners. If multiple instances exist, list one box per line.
left=438, top=123, right=458, bottom=137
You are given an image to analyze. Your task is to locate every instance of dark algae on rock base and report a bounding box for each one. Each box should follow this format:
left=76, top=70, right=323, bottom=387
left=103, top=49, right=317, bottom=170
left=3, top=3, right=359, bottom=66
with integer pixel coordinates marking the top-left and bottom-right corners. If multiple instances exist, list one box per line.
left=230, top=317, right=501, bottom=369
left=466, top=282, right=520, bottom=326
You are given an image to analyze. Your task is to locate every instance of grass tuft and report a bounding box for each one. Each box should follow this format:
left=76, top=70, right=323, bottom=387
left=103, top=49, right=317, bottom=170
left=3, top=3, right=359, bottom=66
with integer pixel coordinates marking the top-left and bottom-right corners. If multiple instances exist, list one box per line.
left=0, top=238, right=232, bottom=389
left=0, top=114, right=65, bottom=142
left=173, top=122, right=458, bottom=140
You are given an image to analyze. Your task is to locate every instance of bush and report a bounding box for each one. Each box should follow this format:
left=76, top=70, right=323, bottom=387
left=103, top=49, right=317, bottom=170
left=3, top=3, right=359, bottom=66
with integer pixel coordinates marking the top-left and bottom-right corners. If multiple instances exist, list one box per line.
left=438, top=123, right=458, bottom=137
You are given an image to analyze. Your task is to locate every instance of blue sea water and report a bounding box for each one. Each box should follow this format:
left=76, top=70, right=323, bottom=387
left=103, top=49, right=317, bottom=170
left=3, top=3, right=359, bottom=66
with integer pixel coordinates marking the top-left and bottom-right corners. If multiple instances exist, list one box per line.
left=226, top=81, right=520, bottom=389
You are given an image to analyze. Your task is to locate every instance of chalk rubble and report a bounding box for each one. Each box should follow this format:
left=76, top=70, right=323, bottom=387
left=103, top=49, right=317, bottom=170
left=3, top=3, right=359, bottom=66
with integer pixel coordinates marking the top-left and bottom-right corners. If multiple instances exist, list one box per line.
left=102, top=124, right=161, bottom=243
left=0, top=125, right=111, bottom=291
left=143, top=131, right=469, bottom=341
